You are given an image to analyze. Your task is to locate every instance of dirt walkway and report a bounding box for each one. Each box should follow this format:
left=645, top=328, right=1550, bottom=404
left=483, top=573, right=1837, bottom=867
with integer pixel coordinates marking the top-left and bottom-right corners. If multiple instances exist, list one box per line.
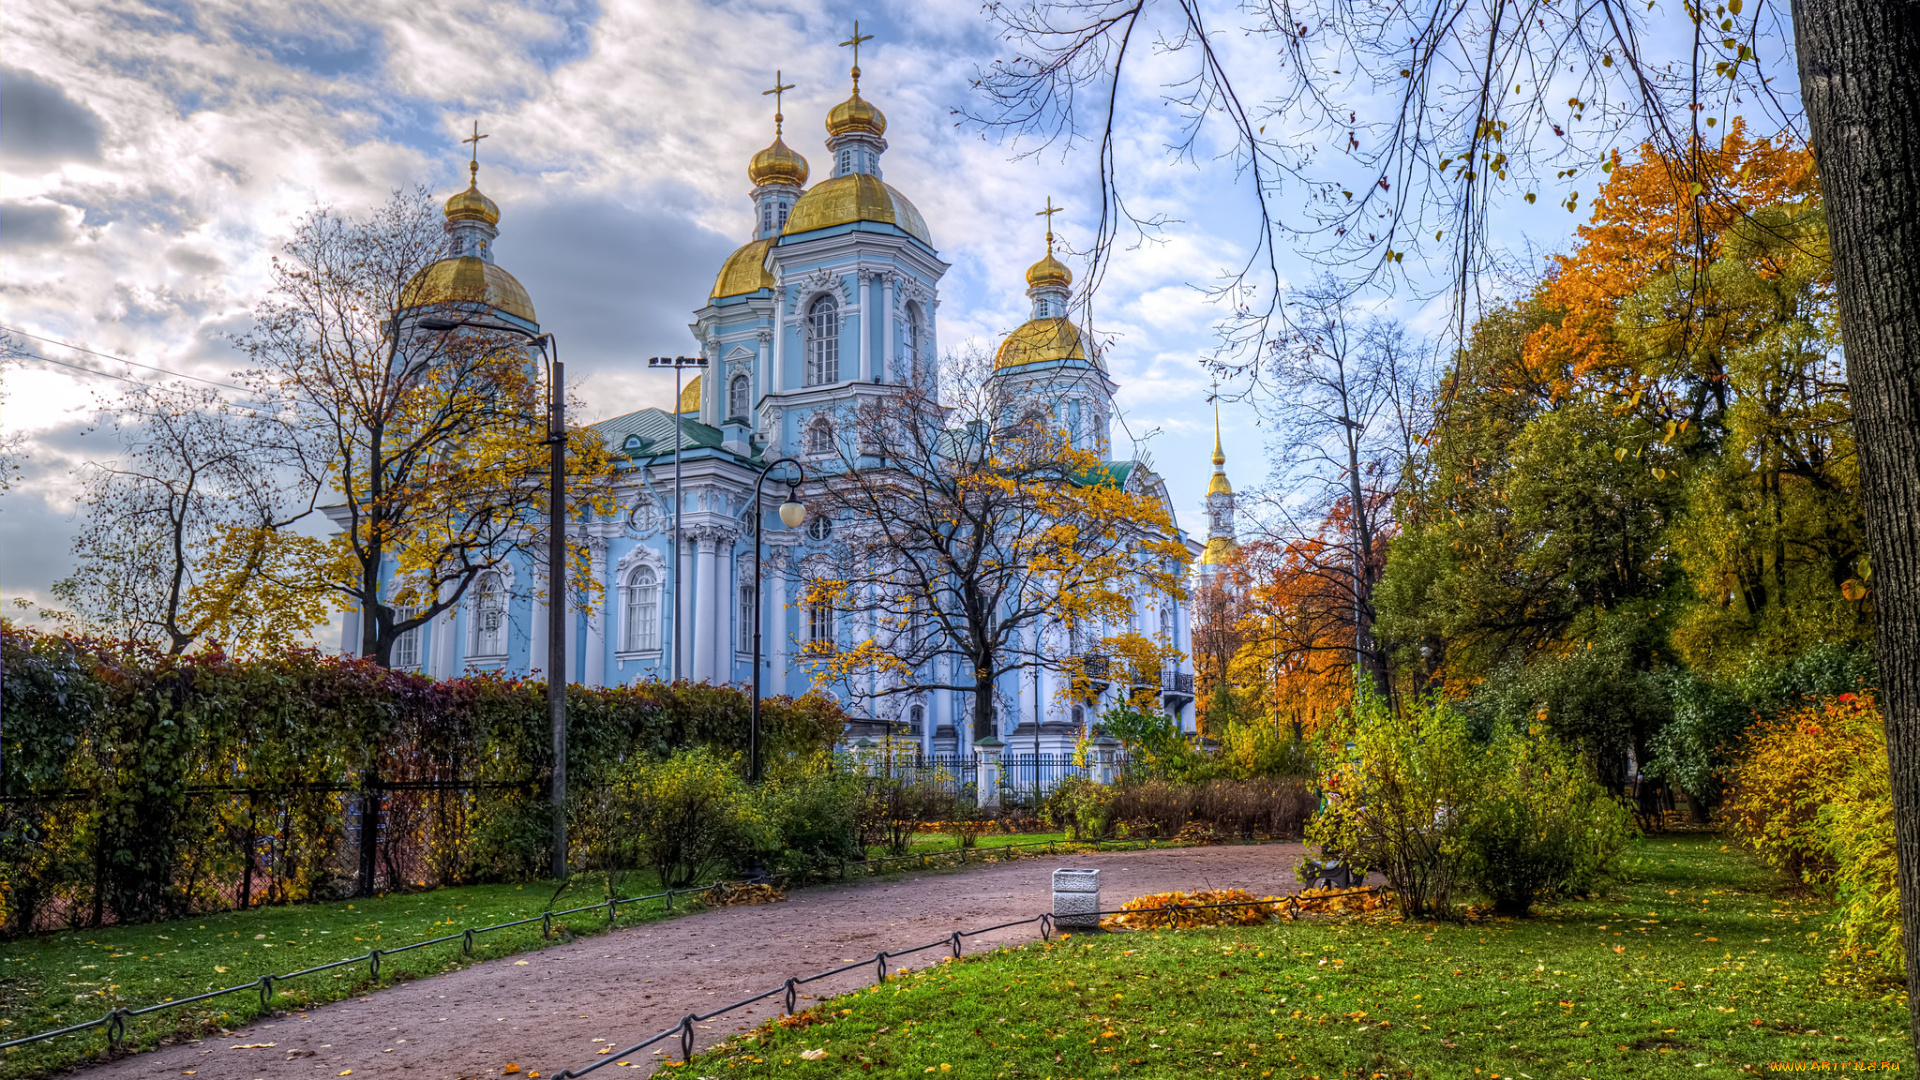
left=80, top=842, right=1316, bottom=1080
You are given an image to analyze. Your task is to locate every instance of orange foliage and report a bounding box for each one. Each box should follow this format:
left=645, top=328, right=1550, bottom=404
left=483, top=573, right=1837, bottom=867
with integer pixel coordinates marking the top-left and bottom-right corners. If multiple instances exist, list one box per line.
left=1721, top=692, right=1882, bottom=883
left=1524, top=122, right=1820, bottom=398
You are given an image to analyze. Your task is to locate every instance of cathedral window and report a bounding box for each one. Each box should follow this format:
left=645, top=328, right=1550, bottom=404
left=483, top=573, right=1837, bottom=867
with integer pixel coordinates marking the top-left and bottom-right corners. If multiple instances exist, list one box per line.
left=777, top=201, right=789, bottom=229
left=738, top=582, right=755, bottom=654
left=909, top=702, right=925, bottom=735
left=391, top=605, right=421, bottom=670
left=624, top=566, right=660, bottom=652
left=470, top=573, right=506, bottom=657
left=761, top=202, right=773, bottom=233
left=807, top=598, right=837, bottom=649
left=806, top=295, right=839, bottom=385
left=838, top=148, right=852, bottom=175
left=1159, top=603, right=1174, bottom=643
left=728, top=373, right=750, bottom=420
left=805, top=417, right=834, bottom=457
left=900, top=302, right=920, bottom=378
left=806, top=513, right=833, bottom=542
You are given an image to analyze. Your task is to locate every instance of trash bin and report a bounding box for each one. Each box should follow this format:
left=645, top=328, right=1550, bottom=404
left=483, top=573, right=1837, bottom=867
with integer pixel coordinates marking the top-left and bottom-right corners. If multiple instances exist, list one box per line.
left=1052, top=868, right=1101, bottom=928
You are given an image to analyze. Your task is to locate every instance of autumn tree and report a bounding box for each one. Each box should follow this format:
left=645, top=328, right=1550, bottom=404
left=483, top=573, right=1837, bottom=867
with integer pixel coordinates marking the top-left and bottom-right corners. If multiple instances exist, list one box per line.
left=54, top=382, right=327, bottom=654
left=239, top=189, right=615, bottom=667
left=973, top=0, right=1920, bottom=1029
left=792, top=352, right=1189, bottom=744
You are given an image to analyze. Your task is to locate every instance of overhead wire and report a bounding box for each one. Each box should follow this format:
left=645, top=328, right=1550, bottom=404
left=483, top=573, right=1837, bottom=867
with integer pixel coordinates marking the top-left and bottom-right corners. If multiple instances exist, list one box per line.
left=0, top=324, right=253, bottom=394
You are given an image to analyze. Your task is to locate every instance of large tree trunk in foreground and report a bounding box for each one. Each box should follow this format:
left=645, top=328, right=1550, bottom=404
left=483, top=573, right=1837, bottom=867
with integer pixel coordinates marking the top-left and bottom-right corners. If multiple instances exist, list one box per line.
left=1793, top=0, right=1920, bottom=1044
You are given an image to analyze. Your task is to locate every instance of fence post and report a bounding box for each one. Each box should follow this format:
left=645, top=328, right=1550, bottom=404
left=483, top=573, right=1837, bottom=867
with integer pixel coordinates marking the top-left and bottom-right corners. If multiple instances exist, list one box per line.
left=356, top=769, right=380, bottom=897
left=973, top=738, right=1002, bottom=811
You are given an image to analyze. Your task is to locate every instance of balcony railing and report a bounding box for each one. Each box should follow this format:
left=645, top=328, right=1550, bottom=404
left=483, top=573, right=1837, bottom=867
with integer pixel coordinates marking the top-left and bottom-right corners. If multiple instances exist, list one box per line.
left=1161, top=670, right=1195, bottom=698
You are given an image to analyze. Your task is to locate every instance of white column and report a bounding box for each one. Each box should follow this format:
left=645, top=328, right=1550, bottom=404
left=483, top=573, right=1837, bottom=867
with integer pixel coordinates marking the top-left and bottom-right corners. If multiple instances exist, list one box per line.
left=586, top=542, right=607, bottom=687
left=529, top=584, right=548, bottom=677
left=340, top=607, right=360, bottom=657
left=769, top=553, right=790, bottom=693
left=714, top=546, right=735, bottom=684
left=431, top=603, right=456, bottom=678
left=676, top=535, right=696, bottom=682
left=771, top=286, right=786, bottom=391
left=694, top=532, right=720, bottom=682
left=882, top=274, right=895, bottom=382
left=856, top=271, right=872, bottom=381
left=755, top=328, right=771, bottom=435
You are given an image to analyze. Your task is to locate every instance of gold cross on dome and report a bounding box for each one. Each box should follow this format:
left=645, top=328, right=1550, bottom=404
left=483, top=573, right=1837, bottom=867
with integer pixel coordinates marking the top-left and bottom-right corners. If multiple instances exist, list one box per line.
left=763, top=71, right=795, bottom=132
left=1036, top=196, right=1063, bottom=252
left=840, top=21, right=874, bottom=87
left=462, top=121, right=489, bottom=181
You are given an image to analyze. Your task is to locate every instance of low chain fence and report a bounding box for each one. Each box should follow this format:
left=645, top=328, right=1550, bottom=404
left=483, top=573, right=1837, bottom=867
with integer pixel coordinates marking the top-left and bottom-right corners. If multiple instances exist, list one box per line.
left=1, top=833, right=1296, bottom=1061
left=546, top=886, right=1384, bottom=1078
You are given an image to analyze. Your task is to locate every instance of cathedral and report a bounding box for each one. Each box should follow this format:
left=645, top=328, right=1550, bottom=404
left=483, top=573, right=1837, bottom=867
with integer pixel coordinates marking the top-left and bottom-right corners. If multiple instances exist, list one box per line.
left=342, top=43, right=1243, bottom=755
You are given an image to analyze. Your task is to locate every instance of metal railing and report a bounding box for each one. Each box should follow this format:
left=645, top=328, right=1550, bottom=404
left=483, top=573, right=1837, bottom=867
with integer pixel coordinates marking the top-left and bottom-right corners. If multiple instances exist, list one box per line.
left=547, top=885, right=1381, bottom=1077
left=6, top=832, right=1297, bottom=1062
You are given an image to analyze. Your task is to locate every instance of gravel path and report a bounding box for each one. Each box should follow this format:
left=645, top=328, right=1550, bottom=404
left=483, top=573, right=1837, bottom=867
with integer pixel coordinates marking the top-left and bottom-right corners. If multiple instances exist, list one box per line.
left=79, top=841, right=1316, bottom=1080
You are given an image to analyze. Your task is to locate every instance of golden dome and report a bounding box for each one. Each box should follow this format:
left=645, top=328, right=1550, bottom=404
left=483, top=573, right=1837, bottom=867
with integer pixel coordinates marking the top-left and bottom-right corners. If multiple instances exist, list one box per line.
left=400, top=257, right=536, bottom=322
left=826, top=88, right=887, bottom=137
left=782, top=173, right=930, bottom=244
left=1209, top=471, right=1234, bottom=497
left=444, top=176, right=499, bottom=226
left=678, top=373, right=702, bottom=414
left=712, top=239, right=775, bottom=298
left=1199, top=535, right=1238, bottom=566
left=748, top=135, right=809, bottom=188
left=993, top=317, right=1100, bottom=371
left=1026, top=252, right=1072, bottom=290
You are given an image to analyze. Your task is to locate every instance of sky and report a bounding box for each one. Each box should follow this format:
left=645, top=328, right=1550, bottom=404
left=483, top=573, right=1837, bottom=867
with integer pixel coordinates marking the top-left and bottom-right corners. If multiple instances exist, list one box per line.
left=1, top=0, right=1763, bottom=633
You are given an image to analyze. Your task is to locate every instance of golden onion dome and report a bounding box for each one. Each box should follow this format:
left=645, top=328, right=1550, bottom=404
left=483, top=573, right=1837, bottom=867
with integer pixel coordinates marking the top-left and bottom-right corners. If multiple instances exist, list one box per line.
left=782, top=173, right=931, bottom=244
left=748, top=135, right=809, bottom=188
left=400, top=257, right=536, bottom=322
left=678, top=373, right=702, bottom=414
left=1026, top=252, right=1072, bottom=290
left=1199, top=535, right=1238, bottom=566
left=1208, top=470, right=1234, bottom=497
left=993, top=317, right=1100, bottom=371
left=444, top=177, right=499, bottom=226
left=825, top=88, right=887, bottom=137
left=712, top=238, right=775, bottom=299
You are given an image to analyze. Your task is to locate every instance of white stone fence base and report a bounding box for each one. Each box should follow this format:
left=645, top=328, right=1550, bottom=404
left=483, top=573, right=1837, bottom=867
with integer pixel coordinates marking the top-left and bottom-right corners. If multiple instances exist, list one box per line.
left=1052, top=867, right=1101, bottom=928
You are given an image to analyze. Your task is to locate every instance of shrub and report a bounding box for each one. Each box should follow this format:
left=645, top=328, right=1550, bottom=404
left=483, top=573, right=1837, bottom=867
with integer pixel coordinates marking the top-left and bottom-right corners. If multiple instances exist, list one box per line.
left=1107, top=779, right=1194, bottom=838
left=604, top=749, right=772, bottom=889
left=1722, top=693, right=1884, bottom=883
left=762, top=766, right=865, bottom=880
left=1190, top=778, right=1315, bottom=840
left=1214, top=722, right=1316, bottom=780
left=1459, top=728, right=1634, bottom=915
left=1723, top=692, right=1895, bottom=976
left=1308, top=691, right=1480, bottom=919
left=1041, top=775, right=1114, bottom=840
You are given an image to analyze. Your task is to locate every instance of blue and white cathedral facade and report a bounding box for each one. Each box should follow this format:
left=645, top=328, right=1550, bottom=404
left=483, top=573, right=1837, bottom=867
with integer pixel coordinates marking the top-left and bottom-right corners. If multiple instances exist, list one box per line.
left=344, top=55, right=1204, bottom=753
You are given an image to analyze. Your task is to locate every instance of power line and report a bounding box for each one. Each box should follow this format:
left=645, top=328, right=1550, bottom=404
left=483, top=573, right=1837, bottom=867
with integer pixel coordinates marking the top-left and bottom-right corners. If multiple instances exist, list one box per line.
left=9, top=349, right=148, bottom=387
left=0, top=325, right=252, bottom=393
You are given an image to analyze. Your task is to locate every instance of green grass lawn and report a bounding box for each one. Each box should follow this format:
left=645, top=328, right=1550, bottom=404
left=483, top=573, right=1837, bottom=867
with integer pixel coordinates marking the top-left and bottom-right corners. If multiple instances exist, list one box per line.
left=692, top=836, right=1909, bottom=1080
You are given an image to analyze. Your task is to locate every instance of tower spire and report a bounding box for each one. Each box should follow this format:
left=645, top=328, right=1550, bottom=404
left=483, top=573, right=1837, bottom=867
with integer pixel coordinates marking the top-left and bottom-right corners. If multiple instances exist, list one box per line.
left=840, top=21, right=874, bottom=90
left=763, top=70, right=795, bottom=135
left=461, top=120, right=489, bottom=186
left=1210, top=375, right=1226, bottom=470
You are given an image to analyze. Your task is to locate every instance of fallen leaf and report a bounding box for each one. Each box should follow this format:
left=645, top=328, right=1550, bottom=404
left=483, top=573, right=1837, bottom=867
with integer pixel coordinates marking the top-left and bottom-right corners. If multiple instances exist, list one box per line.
left=514, top=961, right=530, bottom=966
left=503, top=1066, right=521, bottom=1075
left=230, top=1043, right=277, bottom=1049
left=800, top=1049, right=827, bottom=1061
left=213, top=966, right=228, bottom=974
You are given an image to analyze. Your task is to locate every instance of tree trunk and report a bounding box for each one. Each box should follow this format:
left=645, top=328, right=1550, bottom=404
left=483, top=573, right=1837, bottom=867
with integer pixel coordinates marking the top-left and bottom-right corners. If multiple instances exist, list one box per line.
left=1793, top=0, right=1920, bottom=1045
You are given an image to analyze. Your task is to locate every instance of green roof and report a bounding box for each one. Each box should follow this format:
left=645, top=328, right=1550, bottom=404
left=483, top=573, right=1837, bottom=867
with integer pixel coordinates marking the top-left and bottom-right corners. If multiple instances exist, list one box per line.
left=594, top=408, right=724, bottom=461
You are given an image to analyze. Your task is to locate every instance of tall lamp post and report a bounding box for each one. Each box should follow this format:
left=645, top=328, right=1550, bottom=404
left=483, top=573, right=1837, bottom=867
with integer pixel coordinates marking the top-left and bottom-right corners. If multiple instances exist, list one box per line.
left=648, top=355, right=708, bottom=683
left=749, top=457, right=807, bottom=785
left=422, top=316, right=569, bottom=879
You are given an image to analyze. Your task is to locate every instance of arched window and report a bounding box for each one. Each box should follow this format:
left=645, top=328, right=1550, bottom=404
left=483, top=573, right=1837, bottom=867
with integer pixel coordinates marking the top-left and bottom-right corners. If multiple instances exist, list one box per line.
left=737, top=582, right=755, bottom=654
left=806, top=296, right=839, bottom=385
left=470, top=573, right=506, bottom=657
left=391, top=605, right=421, bottom=669
left=807, top=597, right=836, bottom=649
left=728, top=372, right=750, bottom=420
left=1159, top=603, right=1174, bottom=642
left=624, top=566, right=660, bottom=652
left=899, top=302, right=920, bottom=378
left=1072, top=704, right=1086, bottom=731
left=805, top=417, right=833, bottom=456
left=908, top=703, right=925, bottom=735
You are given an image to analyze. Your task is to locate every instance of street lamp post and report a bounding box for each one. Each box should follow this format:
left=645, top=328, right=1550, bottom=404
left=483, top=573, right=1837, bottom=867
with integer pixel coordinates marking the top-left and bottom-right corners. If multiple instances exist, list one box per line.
left=749, top=457, right=807, bottom=786
left=648, top=356, right=708, bottom=684
left=421, top=316, right=568, bottom=879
